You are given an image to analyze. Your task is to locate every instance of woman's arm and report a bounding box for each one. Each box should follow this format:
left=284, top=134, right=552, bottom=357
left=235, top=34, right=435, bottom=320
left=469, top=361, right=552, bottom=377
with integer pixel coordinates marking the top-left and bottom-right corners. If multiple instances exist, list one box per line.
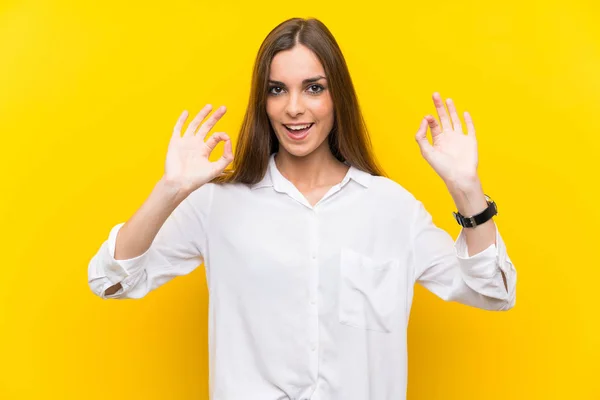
left=411, top=92, right=516, bottom=309
left=101, top=177, right=194, bottom=296
left=446, top=178, right=507, bottom=291
left=88, top=105, right=233, bottom=298
left=411, top=198, right=516, bottom=311
left=87, top=181, right=212, bottom=299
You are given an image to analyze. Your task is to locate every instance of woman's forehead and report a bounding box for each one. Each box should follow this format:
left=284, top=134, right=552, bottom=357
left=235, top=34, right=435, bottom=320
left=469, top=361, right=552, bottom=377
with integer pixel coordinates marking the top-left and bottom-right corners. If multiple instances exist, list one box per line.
left=269, top=45, right=325, bottom=83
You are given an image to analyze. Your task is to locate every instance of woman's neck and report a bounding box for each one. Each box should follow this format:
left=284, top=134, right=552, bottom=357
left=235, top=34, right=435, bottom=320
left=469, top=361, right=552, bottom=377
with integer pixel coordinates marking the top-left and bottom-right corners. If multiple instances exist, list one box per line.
left=274, top=146, right=349, bottom=190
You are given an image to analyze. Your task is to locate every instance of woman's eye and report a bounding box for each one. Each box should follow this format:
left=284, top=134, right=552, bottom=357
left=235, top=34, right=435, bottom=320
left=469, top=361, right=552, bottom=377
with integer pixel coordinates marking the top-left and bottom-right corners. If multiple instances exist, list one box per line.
left=268, top=85, right=324, bottom=96
left=268, top=86, right=284, bottom=95
left=308, top=84, right=324, bottom=94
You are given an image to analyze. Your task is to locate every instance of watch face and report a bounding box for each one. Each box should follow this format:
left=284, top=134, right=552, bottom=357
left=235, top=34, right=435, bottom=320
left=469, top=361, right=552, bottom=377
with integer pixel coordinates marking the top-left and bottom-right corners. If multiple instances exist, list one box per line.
left=484, top=194, right=497, bottom=213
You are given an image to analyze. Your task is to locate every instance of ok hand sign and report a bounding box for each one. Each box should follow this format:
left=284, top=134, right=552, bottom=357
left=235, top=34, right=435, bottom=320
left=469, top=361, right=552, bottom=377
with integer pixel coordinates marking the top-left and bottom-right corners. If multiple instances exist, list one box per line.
left=165, top=104, right=234, bottom=193
left=415, top=92, right=479, bottom=187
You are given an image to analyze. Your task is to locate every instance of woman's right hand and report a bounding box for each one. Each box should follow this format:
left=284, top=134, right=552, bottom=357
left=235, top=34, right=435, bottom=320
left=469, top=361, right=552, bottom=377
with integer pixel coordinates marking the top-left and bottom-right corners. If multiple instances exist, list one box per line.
left=164, top=104, right=234, bottom=194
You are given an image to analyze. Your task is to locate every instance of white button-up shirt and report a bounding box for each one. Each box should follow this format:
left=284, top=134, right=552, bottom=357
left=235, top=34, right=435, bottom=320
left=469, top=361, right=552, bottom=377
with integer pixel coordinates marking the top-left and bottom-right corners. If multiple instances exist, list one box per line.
left=88, top=153, right=516, bottom=400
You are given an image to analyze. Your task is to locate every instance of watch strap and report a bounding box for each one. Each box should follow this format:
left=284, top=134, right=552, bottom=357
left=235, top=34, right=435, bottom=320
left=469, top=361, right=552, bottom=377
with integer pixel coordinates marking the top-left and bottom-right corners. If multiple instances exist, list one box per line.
left=453, top=195, right=498, bottom=228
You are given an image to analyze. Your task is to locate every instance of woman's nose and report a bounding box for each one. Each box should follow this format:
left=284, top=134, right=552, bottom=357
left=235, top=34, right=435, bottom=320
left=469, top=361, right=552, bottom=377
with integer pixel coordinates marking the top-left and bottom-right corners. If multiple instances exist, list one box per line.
left=285, top=92, right=305, bottom=117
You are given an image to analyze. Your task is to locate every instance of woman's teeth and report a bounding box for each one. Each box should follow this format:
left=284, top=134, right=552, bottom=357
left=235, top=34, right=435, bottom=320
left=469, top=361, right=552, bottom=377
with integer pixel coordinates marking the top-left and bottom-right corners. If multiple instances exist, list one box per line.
left=285, top=123, right=313, bottom=131
left=283, top=123, right=313, bottom=140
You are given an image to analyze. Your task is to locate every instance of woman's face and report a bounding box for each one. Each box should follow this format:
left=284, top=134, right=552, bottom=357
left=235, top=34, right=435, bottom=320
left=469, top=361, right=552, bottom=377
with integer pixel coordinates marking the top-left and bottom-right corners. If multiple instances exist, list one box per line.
left=266, top=44, right=334, bottom=158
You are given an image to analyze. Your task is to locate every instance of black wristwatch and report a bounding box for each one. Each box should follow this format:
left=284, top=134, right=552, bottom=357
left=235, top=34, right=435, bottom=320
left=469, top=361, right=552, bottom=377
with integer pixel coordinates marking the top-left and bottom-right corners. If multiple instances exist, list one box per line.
left=453, top=194, right=498, bottom=228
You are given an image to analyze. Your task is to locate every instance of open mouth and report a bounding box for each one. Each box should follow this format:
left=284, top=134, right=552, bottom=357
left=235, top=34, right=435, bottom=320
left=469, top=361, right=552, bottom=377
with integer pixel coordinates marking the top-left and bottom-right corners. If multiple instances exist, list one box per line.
left=283, top=123, right=314, bottom=140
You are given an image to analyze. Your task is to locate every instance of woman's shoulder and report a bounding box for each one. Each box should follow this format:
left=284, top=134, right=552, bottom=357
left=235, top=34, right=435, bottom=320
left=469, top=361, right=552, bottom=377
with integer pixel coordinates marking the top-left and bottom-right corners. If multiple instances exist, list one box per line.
left=368, top=175, right=417, bottom=204
left=195, top=181, right=257, bottom=204
left=183, top=181, right=249, bottom=216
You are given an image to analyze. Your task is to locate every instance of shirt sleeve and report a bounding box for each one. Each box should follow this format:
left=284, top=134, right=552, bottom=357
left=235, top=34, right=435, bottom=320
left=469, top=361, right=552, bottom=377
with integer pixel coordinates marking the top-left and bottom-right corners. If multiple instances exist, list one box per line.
left=410, top=200, right=517, bottom=311
left=87, top=183, right=213, bottom=299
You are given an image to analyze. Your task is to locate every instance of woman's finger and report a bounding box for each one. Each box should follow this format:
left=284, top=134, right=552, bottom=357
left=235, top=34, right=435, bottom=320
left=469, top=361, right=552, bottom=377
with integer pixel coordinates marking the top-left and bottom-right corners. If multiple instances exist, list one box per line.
left=415, top=117, right=432, bottom=157
left=445, top=98, right=462, bottom=133
left=425, top=115, right=443, bottom=140
left=211, top=137, right=234, bottom=175
left=432, top=92, right=452, bottom=131
left=204, top=132, right=229, bottom=152
left=172, top=110, right=189, bottom=138
left=464, top=111, right=476, bottom=138
left=223, top=136, right=233, bottom=160
left=183, top=104, right=213, bottom=138
left=196, top=106, right=227, bottom=140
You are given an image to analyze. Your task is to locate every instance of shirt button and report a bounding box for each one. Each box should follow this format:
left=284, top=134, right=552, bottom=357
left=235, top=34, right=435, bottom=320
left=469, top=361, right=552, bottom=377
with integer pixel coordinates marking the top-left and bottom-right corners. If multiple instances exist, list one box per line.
left=310, top=299, right=316, bottom=305
left=311, top=344, right=316, bottom=351
left=311, top=254, right=317, bottom=260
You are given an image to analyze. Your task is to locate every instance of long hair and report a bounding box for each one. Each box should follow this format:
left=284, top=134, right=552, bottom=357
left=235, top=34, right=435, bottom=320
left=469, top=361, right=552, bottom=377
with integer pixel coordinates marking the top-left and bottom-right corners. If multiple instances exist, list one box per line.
left=212, top=17, right=386, bottom=185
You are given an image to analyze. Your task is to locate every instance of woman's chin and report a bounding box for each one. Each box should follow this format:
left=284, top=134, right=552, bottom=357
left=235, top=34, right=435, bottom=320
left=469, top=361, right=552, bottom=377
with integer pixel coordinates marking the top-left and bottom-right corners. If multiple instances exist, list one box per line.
left=279, top=139, right=332, bottom=159
left=278, top=141, right=316, bottom=157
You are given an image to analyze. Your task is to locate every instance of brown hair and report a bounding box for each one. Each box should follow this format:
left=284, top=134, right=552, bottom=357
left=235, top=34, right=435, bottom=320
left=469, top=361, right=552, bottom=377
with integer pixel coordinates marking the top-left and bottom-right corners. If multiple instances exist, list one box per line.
left=212, top=17, right=386, bottom=185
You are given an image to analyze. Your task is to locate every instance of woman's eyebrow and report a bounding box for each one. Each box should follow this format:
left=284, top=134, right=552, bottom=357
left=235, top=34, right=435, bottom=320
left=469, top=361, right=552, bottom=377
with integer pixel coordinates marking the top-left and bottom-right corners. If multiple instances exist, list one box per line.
left=268, top=75, right=327, bottom=86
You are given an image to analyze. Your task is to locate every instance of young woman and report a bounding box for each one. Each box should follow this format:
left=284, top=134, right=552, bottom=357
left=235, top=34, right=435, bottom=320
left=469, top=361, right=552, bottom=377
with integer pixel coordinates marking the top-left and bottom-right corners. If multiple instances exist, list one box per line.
left=88, top=17, right=516, bottom=400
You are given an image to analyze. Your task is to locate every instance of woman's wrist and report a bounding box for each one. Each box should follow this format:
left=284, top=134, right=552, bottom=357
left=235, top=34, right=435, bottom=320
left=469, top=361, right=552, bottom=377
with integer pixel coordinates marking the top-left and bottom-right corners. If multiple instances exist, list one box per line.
left=157, top=176, right=194, bottom=205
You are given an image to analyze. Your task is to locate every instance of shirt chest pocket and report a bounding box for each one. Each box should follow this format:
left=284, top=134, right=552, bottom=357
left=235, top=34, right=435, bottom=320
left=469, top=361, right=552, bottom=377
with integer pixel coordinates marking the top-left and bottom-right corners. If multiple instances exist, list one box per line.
left=338, top=248, right=402, bottom=333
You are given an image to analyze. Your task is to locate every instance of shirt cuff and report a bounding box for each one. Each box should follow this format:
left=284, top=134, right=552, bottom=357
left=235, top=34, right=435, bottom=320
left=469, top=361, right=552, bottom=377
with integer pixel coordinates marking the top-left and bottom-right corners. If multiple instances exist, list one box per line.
left=102, top=223, right=151, bottom=284
left=454, top=224, right=505, bottom=279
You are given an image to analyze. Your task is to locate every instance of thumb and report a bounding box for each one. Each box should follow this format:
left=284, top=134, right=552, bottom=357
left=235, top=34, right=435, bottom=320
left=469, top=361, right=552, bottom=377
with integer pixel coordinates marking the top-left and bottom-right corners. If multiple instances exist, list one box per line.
left=415, top=118, right=432, bottom=156
left=210, top=138, right=234, bottom=176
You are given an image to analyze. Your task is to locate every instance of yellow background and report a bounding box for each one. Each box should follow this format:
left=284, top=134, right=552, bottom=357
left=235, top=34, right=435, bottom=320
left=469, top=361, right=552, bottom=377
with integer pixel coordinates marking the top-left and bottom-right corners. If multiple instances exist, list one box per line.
left=1, top=0, right=598, bottom=398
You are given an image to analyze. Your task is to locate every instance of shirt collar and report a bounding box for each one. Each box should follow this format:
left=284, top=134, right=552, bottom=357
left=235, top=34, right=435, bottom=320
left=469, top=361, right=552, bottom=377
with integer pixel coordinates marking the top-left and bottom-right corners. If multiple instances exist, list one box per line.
left=250, top=153, right=372, bottom=191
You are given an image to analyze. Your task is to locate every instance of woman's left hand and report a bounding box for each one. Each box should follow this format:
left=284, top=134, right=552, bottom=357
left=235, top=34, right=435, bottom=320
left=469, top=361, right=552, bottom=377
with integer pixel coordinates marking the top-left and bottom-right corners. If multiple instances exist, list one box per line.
left=415, top=92, right=480, bottom=189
